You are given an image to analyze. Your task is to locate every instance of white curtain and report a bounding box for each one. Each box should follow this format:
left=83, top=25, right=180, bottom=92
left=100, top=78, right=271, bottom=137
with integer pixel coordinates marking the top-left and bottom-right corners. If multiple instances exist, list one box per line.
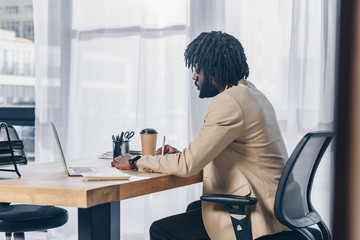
left=33, top=0, right=337, bottom=239
left=222, top=0, right=337, bottom=229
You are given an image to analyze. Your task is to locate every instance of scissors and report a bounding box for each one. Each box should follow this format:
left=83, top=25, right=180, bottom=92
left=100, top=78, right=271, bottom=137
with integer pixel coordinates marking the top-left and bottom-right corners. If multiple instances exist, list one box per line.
left=123, top=131, right=135, bottom=140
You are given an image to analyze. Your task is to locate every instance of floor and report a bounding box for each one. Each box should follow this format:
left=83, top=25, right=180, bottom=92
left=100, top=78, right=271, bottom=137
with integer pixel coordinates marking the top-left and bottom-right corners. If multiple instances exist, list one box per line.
left=1, top=232, right=47, bottom=240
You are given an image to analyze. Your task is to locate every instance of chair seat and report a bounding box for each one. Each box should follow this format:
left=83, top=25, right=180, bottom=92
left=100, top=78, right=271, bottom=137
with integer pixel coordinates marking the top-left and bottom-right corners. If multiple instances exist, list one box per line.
left=0, top=204, right=68, bottom=233
left=257, top=228, right=322, bottom=240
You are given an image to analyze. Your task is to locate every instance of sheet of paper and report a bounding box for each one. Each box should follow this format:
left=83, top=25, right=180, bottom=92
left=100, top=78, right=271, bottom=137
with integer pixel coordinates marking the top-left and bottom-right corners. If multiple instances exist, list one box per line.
left=82, top=169, right=131, bottom=181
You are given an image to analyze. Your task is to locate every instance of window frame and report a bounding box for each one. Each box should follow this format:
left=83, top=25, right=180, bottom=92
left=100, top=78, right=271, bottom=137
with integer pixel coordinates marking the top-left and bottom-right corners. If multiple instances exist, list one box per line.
left=0, top=106, right=35, bottom=126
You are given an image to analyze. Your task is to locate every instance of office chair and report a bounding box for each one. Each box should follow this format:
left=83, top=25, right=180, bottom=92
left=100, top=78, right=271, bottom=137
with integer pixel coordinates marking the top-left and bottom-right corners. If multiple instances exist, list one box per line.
left=0, top=203, right=69, bottom=240
left=201, top=131, right=335, bottom=240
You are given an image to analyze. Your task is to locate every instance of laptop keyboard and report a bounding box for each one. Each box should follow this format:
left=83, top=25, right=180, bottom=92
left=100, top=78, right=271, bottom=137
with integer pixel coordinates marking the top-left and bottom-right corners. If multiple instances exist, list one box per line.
left=70, top=167, right=96, bottom=173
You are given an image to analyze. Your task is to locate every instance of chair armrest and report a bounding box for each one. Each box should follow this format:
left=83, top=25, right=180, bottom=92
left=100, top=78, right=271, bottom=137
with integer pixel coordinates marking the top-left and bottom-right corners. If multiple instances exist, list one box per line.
left=201, top=194, right=257, bottom=206
left=201, top=194, right=257, bottom=240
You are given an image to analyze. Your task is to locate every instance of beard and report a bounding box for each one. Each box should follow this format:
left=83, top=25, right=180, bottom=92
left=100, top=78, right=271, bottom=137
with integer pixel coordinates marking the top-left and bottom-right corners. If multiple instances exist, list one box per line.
left=197, top=80, right=221, bottom=98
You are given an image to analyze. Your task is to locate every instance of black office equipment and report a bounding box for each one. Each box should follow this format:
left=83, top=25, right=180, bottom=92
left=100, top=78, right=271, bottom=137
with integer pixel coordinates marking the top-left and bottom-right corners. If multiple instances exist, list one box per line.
left=0, top=122, right=28, bottom=177
left=201, top=131, right=334, bottom=240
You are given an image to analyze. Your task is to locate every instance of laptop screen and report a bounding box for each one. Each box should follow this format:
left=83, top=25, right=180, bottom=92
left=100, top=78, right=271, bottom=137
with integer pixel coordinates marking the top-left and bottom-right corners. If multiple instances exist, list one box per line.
left=51, top=122, right=70, bottom=174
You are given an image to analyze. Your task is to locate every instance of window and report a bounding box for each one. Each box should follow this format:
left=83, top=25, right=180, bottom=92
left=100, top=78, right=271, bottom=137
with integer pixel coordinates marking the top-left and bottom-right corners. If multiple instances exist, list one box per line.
left=23, top=21, right=34, bottom=41
left=0, top=1, right=35, bottom=161
left=24, top=5, right=33, bottom=14
left=2, top=21, right=20, bottom=36
left=5, top=6, right=19, bottom=15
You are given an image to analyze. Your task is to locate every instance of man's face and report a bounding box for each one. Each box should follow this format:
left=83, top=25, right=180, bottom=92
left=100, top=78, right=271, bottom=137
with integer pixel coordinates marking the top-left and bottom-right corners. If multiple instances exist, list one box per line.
left=192, top=66, right=223, bottom=98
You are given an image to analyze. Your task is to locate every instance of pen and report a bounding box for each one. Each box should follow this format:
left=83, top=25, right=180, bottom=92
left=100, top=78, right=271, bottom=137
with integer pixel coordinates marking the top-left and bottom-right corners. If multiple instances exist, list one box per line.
left=161, top=136, right=166, bottom=155
left=119, top=132, right=124, bottom=144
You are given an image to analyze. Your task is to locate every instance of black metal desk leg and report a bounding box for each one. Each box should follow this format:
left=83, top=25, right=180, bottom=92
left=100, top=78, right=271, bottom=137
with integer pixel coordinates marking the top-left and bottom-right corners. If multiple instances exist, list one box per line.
left=78, top=201, right=120, bottom=240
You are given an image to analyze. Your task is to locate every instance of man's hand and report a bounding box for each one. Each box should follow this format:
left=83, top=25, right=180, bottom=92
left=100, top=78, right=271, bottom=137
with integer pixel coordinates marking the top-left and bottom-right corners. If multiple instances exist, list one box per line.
left=112, top=154, right=133, bottom=170
left=156, top=145, right=180, bottom=155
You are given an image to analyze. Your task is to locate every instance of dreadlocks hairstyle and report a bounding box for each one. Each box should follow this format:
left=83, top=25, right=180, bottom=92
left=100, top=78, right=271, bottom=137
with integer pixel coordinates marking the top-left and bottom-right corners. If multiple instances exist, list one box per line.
left=184, top=31, right=249, bottom=88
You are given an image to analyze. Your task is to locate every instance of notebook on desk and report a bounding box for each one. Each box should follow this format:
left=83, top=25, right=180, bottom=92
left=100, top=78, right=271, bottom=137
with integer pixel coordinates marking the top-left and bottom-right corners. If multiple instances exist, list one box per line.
left=51, top=122, right=130, bottom=180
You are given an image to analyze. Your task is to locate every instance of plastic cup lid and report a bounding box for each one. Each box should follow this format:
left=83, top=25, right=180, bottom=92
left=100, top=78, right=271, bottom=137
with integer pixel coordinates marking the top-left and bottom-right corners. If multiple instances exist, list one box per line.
left=140, top=128, right=158, bottom=134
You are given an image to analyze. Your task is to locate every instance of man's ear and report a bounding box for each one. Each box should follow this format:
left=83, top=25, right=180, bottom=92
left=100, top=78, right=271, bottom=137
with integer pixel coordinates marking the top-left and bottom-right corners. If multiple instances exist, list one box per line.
left=210, top=67, right=217, bottom=78
left=210, top=67, right=218, bottom=84
left=210, top=67, right=226, bottom=93
left=211, top=67, right=224, bottom=86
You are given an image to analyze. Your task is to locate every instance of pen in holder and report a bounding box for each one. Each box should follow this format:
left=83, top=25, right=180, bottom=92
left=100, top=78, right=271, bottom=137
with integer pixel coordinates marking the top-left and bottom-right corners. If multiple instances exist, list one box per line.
left=113, top=140, right=122, bottom=158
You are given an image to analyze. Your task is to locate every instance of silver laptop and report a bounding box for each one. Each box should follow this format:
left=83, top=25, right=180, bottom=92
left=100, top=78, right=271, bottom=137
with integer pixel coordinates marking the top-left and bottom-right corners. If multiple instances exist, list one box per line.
left=51, top=122, right=122, bottom=177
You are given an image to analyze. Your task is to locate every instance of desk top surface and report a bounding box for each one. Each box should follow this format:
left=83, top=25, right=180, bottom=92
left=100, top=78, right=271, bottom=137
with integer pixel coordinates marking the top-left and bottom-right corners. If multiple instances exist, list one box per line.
left=0, top=158, right=202, bottom=208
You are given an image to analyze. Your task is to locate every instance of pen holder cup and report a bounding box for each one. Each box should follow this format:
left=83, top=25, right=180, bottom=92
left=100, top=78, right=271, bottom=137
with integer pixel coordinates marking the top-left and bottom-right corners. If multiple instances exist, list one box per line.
left=121, top=140, right=129, bottom=155
left=113, top=140, right=129, bottom=158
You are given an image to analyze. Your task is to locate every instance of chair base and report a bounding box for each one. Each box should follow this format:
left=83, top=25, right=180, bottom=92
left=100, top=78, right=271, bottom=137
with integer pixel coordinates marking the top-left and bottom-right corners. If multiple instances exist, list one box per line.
left=5, top=232, right=25, bottom=240
left=256, top=228, right=322, bottom=240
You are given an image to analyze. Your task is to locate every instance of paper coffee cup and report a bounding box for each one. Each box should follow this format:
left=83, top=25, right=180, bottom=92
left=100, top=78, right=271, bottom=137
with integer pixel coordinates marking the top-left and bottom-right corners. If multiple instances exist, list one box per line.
left=140, top=128, right=158, bottom=156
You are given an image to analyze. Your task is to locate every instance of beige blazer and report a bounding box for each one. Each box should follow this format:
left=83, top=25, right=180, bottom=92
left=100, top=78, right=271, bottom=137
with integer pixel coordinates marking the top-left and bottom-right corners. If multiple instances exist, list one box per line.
left=137, top=80, right=288, bottom=239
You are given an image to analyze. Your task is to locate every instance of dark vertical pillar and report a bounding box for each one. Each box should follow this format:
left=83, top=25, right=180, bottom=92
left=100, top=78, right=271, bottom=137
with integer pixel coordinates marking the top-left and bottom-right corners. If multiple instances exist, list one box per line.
left=333, top=0, right=360, bottom=239
left=78, top=201, right=120, bottom=240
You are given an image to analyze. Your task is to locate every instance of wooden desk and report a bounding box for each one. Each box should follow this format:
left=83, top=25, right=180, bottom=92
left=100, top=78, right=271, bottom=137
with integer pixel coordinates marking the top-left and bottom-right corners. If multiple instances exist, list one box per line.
left=0, top=159, right=202, bottom=240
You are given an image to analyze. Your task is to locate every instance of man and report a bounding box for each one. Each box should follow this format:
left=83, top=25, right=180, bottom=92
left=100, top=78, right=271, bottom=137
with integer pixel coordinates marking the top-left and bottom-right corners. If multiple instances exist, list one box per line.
left=112, top=31, right=288, bottom=240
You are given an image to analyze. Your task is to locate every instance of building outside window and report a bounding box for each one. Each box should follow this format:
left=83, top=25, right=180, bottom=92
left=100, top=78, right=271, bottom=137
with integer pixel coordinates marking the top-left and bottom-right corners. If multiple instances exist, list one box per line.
left=0, top=0, right=35, bottom=161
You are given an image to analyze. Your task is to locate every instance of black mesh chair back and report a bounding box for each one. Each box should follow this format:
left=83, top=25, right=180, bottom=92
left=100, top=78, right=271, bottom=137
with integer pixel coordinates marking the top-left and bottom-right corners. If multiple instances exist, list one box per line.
left=274, top=131, right=335, bottom=240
